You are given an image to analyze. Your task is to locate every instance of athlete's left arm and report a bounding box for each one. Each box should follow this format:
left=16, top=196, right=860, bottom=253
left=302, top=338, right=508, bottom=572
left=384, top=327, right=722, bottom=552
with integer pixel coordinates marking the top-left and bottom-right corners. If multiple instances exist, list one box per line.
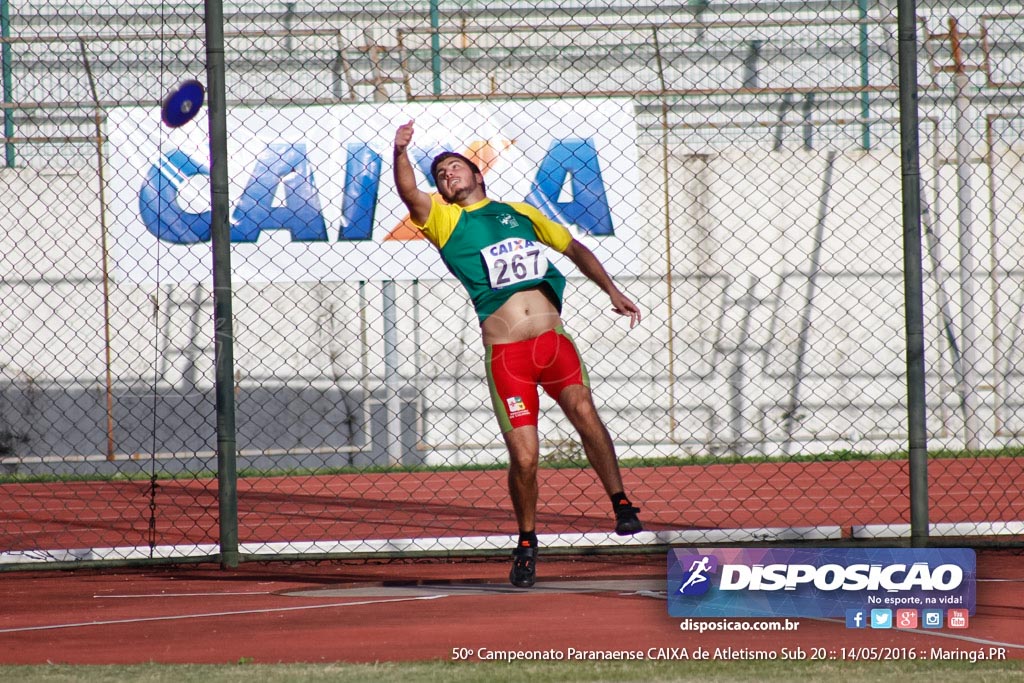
left=511, top=201, right=641, bottom=327
left=562, top=239, right=641, bottom=328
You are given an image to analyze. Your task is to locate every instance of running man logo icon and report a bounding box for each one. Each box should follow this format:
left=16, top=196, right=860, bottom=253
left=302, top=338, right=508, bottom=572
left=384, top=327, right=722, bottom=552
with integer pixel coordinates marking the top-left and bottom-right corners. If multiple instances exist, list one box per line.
left=676, top=555, right=718, bottom=596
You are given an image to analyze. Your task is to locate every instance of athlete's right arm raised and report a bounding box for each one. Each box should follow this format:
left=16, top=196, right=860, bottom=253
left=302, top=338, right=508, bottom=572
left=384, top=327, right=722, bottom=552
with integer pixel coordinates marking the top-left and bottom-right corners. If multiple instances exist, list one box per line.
left=393, top=121, right=433, bottom=227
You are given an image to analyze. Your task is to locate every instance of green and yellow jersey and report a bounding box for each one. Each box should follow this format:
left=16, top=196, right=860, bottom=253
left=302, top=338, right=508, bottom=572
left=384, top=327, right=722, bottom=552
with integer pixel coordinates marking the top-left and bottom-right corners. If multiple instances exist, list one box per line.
left=419, top=198, right=572, bottom=323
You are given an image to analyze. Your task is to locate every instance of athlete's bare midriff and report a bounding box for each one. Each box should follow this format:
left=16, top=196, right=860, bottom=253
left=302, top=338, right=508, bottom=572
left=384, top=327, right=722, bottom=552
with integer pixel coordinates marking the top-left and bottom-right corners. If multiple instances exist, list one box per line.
left=481, top=287, right=562, bottom=345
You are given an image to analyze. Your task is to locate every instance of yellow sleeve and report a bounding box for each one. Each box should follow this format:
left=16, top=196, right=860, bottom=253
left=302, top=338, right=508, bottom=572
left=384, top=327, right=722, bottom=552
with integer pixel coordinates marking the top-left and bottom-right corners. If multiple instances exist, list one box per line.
left=419, top=196, right=461, bottom=249
left=507, top=202, right=574, bottom=253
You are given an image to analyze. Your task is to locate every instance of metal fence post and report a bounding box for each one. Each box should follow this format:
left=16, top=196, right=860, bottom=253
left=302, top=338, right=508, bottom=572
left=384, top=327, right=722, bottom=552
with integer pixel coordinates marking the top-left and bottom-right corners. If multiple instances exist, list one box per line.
left=897, top=0, right=929, bottom=547
left=205, top=0, right=239, bottom=568
left=1, top=0, right=14, bottom=167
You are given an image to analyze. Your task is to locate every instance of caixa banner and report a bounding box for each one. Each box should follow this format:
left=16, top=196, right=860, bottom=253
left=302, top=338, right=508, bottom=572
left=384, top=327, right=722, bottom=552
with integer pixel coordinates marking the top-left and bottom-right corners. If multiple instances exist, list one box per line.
left=667, top=547, right=976, bottom=618
left=104, top=98, right=641, bottom=284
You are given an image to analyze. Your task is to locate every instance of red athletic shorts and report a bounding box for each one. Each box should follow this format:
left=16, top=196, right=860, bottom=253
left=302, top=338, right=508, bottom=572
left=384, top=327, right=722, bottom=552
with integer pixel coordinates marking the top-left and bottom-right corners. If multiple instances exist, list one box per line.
left=485, top=326, right=590, bottom=433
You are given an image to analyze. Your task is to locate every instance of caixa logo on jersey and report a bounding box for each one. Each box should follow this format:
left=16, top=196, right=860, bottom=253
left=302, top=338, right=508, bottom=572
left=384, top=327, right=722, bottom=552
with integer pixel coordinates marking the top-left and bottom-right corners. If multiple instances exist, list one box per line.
left=667, top=548, right=976, bottom=618
left=138, top=139, right=614, bottom=246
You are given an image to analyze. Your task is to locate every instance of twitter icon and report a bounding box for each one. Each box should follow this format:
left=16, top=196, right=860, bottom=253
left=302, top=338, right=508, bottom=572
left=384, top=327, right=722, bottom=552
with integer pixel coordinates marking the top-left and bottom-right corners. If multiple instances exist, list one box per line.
left=870, top=609, right=893, bottom=629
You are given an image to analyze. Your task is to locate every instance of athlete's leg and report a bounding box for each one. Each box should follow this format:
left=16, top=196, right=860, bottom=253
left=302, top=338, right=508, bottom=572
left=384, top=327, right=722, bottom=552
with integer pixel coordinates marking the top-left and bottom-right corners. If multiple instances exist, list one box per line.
left=505, top=423, right=541, bottom=587
left=557, top=384, right=642, bottom=535
left=538, top=328, right=625, bottom=496
left=503, top=424, right=540, bottom=532
left=486, top=336, right=543, bottom=535
left=556, top=384, right=624, bottom=497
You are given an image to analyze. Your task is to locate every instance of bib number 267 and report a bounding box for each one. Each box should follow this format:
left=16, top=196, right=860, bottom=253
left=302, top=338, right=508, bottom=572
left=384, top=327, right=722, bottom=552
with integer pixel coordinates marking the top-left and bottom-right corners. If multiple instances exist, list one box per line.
left=482, top=239, right=547, bottom=289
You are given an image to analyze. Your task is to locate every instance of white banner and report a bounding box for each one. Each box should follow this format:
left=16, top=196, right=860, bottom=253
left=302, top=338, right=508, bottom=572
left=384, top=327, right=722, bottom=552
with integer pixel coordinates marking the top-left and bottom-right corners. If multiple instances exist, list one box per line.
left=105, top=99, right=642, bottom=283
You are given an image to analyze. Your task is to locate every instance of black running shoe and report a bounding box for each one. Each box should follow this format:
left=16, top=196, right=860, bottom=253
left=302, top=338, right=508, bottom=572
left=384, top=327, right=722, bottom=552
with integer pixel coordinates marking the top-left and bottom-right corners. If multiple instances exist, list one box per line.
left=614, top=504, right=643, bottom=535
left=509, top=544, right=537, bottom=588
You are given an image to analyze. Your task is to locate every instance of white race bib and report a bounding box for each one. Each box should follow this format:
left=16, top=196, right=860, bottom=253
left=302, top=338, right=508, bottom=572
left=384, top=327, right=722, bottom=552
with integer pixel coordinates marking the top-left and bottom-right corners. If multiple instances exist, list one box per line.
left=481, top=238, right=548, bottom=289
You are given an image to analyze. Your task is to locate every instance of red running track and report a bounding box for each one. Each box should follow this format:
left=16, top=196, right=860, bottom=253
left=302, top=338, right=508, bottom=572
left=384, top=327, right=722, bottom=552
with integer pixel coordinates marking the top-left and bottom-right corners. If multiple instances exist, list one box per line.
left=0, top=550, right=1020, bottom=665
left=1, top=457, right=1021, bottom=553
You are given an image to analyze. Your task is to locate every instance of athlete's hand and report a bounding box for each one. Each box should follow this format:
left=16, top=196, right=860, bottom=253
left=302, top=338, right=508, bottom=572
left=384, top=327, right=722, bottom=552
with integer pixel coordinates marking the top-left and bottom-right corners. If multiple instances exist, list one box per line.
left=610, top=291, right=641, bottom=329
left=394, top=120, right=415, bottom=154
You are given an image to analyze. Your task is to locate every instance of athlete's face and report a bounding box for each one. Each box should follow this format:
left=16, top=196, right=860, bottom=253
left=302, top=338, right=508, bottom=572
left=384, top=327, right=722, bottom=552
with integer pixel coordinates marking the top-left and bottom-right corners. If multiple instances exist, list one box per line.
left=434, top=157, right=482, bottom=204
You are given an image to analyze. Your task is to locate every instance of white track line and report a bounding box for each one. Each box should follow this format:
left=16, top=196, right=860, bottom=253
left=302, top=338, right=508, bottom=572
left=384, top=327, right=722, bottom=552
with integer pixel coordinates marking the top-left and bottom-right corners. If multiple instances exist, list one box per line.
left=94, top=591, right=273, bottom=598
left=0, top=594, right=447, bottom=634
left=0, top=526, right=843, bottom=565
left=852, top=521, right=1024, bottom=538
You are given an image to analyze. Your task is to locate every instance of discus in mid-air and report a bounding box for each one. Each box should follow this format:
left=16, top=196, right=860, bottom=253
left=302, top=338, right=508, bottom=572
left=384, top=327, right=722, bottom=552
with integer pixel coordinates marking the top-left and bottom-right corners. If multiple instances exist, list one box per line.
left=161, top=79, right=205, bottom=128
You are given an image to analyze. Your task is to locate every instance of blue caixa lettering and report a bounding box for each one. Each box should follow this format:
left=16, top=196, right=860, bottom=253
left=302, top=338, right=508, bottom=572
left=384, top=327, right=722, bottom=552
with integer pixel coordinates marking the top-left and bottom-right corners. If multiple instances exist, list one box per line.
left=139, top=138, right=612, bottom=244
left=139, top=149, right=212, bottom=244
left=230, top=142, right=327, bottom=242
left=338, top=143, right=382, bottom=240
left=525, top=138, right=614, bottom=236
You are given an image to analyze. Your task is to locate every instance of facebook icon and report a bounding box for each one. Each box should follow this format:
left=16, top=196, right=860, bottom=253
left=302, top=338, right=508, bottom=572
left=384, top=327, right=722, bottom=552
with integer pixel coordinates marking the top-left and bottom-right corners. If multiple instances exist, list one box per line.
left=846, top=609, right=867, bottom=629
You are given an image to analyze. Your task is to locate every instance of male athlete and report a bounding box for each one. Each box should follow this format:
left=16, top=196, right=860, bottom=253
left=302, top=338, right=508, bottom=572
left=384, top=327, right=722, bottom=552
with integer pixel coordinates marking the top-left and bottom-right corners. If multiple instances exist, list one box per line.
left=393, top=120, right=643, bottom=587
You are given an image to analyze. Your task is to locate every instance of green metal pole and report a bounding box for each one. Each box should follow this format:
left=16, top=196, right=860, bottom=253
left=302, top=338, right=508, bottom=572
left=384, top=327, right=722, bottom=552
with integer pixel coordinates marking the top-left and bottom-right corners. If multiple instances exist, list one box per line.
left=858, top=0, right=871, bottom=150
left=1, top=0, right=15, bottom=167
left=430, top=0, right=441, bottom=96
left=204, top=0, right=240, bottom=568
left=896, top=0, right=929, bottom=547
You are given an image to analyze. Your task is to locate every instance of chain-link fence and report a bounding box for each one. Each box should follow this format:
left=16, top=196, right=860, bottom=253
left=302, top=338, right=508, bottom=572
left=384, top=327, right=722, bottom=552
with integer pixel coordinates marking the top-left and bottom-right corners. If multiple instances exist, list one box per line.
left=1, top=1, right=1022, bottom=568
